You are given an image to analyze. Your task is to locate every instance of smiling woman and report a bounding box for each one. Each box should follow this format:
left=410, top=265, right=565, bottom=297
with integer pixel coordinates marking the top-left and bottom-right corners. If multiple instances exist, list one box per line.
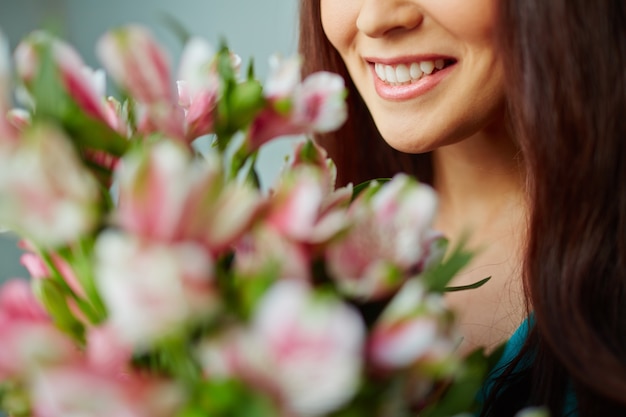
left=319, top=0, right=505, bottom=154
left=299, top=0, right=626, bottom=416
left=311, top=0, right=525, bottom=361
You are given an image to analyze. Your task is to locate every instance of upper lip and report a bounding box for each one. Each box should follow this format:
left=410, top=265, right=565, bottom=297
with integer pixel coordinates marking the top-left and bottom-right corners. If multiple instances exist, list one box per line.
left=363, top=55, right=456, bottom=65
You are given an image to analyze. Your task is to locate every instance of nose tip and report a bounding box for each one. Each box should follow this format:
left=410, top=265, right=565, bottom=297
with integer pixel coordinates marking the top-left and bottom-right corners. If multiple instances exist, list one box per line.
left=356, top=2, right=424, bottom=38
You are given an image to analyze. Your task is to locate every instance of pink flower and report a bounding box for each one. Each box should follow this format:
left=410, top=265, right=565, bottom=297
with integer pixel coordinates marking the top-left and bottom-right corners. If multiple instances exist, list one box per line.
left=0, top=124, right=100, bottom=248
left=266, top=165, right=350, bottom=246
left=198, top=281, right=365, bottom=416
left=94, top=231, right=216, bottom=349
left=86, top=325, right=133, bottom=376
left=96, top=25, right=187, bottom=141
left=252, top=281, right=365, bottom=416
left=115, top=140, right=263, bottom=253
left=288, top=140, right=350, bottom=201
left=20, top=247, right=86, bottom=298
left=0, top=280, right=76, bottom=380
left=247, top=56, right=347, bottom=150
left=14, top=31, right=117, bottom=128
left=368, top=279, right=458, bottom=370
left=233, top=225, right=311, bottom=281
left=96, top=25, right=172, bottom=105
left=326, top=174, right=438, bottom=300
left=176, top=37, right=219, bottom=140
left=0, top=279, right=49, bottom=321
left=290, top=71, right=347, bottom=133
left=114, top=140, right=218, bottom=242
left=31, top=363, right=183, bottom=417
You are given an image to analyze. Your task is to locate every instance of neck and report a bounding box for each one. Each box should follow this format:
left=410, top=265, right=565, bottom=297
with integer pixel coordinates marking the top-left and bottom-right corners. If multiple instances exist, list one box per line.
left=431, top=121, right=526, bottom=240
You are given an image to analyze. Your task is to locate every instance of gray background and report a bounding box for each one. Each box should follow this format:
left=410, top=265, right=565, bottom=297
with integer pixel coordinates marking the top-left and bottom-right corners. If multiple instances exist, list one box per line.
left=0, top=0, right=301, bottom=283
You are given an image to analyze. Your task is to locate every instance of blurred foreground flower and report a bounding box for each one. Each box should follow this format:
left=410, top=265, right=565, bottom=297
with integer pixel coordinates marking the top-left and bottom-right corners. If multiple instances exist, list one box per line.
left=0, top=24, right=497, bottom=417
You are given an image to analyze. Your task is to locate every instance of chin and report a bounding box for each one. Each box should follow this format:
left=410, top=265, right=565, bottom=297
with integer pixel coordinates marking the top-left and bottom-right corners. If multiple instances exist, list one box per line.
left=378, top=131, right=441, bottom=155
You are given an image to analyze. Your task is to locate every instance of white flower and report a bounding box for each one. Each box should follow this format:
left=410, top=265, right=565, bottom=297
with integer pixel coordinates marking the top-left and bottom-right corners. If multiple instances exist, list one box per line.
left=94, top=231, right=215, bottom=349
left=252, top=280, right=365, bottom=416
left=0, top=124, right=100, bottom=248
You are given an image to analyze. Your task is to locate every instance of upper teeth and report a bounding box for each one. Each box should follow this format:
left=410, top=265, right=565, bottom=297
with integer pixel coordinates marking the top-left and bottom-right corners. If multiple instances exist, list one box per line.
left=375, top=59, right=445, bottom=85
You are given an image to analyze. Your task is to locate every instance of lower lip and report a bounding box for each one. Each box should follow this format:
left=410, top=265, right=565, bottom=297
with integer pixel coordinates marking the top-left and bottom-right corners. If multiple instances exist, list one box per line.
left=371, top=64, right=455, bottom=101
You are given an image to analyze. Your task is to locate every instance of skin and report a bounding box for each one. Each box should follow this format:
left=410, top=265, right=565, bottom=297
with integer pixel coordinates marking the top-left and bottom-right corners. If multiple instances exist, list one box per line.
left=321, top=0, right=527, bottom=354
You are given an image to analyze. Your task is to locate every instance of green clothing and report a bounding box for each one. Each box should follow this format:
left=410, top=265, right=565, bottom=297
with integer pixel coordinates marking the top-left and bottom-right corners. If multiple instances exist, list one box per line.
left=478, top=316, right=578, bottom=416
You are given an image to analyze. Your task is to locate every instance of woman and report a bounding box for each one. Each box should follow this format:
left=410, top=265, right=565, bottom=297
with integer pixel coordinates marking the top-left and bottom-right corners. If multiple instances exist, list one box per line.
left=298, top=0, right=626, bottom=416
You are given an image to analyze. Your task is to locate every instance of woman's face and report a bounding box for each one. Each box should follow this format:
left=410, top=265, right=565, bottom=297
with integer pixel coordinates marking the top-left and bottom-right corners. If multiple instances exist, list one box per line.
left=320, top=0, right=505, bottom=153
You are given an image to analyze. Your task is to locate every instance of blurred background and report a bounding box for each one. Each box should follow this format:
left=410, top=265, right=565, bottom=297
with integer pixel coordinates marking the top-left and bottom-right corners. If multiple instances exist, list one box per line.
left=0, top=0, right=301, bottom=283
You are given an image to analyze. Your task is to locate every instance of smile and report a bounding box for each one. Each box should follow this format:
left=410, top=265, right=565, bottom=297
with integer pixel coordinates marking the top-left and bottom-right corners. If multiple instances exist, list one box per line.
left=374, top=59, right=456, bottom=85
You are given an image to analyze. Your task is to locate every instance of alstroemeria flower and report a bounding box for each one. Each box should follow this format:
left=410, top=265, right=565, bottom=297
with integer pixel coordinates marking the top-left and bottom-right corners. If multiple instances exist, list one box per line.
left=326, top=174, right=438, bottom=300
left=96, top=24, right=171, bottom=105
left=368, top=279, right=458, bottom=371
left=266, top=165, right=350, bottom=246
left=197, top=280, right=365, bottom=417
left=263, top=54, right=301, bottom=98
left=0, top=279, right=76, bottom=380
left=247, top=55, right=347, bottom=150
left=233, top=225, right=311, bottom=282
left=290, top=71, right=347, bottom=132
left=31, top=362, right=184, bottom=417
left=20, top=251, right=86, bottom=298
left=94, top=231, right=216, bottom=349
left=85, top=324, right=133, bottom=376
left=176, top=36, right=219, bottom=141
left=115, top=139, right=263, bottom=253
left=287, top=140, right=333, bottom=189
left=14, top=31, right=117, bottom=129
left=96, top=24, right=186, bottom=141
left=0, top=124, right=100, bottom=248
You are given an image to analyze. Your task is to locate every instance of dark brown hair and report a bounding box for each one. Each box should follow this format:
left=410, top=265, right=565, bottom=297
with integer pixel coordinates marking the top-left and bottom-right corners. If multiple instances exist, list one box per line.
left=298, top=0, right=432, bottom=187
left=299, top=0, right=626, bottom=416
left=491, top=0, right=626, bottom=415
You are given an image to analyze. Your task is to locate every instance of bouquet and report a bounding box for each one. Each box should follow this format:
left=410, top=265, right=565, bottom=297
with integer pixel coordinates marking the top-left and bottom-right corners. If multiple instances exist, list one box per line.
left=0, top=24, right=508, bottom=417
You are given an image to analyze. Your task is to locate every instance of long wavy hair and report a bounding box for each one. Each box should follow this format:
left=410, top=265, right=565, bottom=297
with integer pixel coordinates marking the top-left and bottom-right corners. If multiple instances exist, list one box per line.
left=487, top=0, right=626, bottom=416
left=299, top=0, right=626, bottom=416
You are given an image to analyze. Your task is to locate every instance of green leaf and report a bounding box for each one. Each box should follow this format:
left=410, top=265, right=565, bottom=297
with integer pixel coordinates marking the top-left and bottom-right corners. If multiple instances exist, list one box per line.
left=63, top=112, right=129, bottom=157
left=445, top=276, right=491, bottom=292
left=422, top=234, right=475, bottom=293
left=177, top=379, right=277, bottom=417
left=228, top=80, right=265, bottom=128
left=419, top=348, right=493, bottom=417
left=0, top=381, right=31, bottom=417
left=29, top=37, right=69, bottom=121
left=351, top=178, right=389, bottom=201
left=34, top=279, right=85, bottom=341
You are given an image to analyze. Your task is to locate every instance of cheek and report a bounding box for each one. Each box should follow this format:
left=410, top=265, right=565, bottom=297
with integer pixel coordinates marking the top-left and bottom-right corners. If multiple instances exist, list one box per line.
left=427, top=0, right=497, bottom=41
left=320, top=0, right=358, bottom=53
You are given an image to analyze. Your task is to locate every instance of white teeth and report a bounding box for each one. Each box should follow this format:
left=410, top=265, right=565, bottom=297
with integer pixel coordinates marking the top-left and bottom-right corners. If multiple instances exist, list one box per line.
left=419, top=61, right=435, bottom=75
left=409, top=62, right=423, bottom=79
left=374, top=60, right=446, bottom=84
left=375, top=63, right=385, bottom=80
left=384, top=65, right=397, bottom=83
left=395, top=64, right=410, bottom=83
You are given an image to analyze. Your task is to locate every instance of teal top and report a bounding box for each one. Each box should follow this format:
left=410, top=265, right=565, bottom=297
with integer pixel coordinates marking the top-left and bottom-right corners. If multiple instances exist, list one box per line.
left=478, top=316, right=578, bottom=416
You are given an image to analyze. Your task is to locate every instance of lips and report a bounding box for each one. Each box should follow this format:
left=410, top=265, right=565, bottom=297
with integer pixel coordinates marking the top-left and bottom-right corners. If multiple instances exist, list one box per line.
left=366, top=57, right=457, bottom=100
